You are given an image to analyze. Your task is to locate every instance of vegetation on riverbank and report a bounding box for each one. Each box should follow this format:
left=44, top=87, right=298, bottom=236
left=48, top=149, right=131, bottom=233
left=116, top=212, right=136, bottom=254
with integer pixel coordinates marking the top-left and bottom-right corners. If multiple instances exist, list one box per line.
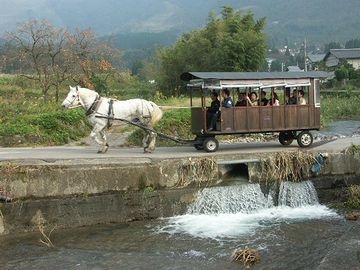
left=0, top=77, right=91, bottom=146
left=344, top=185, right=360, bottom=209
left=320, top=93, right=360, bottom=127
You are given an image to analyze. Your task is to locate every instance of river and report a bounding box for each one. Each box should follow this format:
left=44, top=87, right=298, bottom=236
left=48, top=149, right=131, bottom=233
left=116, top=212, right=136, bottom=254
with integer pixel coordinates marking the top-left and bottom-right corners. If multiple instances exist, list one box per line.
left=0, top=181, right=358, bottom=270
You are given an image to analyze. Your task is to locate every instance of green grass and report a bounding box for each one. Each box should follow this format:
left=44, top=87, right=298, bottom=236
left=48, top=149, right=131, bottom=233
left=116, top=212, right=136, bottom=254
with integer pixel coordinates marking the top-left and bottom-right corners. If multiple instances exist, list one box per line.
left=320, top=94, right=360, bottom=127
left=344, top=185, right=360, bottom=209
left=0, top=77, right=91, bottom=146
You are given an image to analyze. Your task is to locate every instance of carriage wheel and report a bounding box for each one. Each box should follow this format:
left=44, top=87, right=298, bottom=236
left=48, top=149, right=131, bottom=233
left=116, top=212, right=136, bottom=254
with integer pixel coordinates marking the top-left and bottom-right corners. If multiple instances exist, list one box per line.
left=203, top=137, right=219, bottom=152
left=278, top=131, right=295, bottom=146
left=297, top=131, right=313, bottom=148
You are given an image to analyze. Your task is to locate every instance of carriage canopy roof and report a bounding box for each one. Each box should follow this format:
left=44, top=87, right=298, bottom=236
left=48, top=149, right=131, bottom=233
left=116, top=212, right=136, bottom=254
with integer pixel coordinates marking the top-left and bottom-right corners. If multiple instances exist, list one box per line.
left=181, top=71, right=329, bottom=89
left=180, top=71, right=329, bottom=81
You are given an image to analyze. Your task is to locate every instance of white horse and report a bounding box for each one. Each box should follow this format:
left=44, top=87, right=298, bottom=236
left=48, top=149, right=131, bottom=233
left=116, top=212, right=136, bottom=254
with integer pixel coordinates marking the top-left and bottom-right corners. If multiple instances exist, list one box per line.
left=61, top=86, right=163, bottom=153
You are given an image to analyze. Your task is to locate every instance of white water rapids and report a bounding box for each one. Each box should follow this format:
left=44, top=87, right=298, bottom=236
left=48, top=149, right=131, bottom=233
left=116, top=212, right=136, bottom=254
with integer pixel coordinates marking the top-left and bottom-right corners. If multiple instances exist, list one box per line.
left=159, top=181, right=339, bottom=239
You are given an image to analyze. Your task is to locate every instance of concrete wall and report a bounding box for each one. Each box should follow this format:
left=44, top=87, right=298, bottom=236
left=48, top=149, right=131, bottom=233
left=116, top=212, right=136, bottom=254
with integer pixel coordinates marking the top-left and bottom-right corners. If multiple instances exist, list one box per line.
left=0, top=150, right=359, bottom=235
left=0, top=189, right=196, bottom=235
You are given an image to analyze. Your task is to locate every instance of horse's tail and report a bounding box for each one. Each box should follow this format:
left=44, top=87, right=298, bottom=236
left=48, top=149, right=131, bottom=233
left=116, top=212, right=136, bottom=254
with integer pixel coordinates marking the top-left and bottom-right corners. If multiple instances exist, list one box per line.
left=149, top=101, right=163, bottom=126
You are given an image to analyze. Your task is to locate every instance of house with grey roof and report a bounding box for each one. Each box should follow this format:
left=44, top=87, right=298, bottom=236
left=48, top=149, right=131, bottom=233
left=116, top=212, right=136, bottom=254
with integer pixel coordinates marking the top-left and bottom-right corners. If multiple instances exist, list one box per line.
left=324, top=48, right=360, bottom=69
left=306, top=54, right=326, bottom=70
left=286, top=65, right=303, bottom=72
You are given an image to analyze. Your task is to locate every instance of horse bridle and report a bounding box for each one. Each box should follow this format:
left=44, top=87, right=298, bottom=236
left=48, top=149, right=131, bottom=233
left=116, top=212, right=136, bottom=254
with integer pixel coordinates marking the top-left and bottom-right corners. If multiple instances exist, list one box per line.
left=64, top=87, right=81, bottom=108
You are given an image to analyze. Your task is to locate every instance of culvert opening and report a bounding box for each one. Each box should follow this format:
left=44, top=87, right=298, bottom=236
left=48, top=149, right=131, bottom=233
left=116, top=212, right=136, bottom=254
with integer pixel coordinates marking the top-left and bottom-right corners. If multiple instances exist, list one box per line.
left=218, top=159, right=260, bottom=183
left=222, top=163, right=249, bottom=179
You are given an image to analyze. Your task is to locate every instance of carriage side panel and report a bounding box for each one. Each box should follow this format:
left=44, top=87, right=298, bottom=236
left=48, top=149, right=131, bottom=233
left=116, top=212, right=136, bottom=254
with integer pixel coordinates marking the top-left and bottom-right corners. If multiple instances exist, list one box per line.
left=234, top=107, right=247, bottom=131
left=221, top=108, right=234, bottom=132
left=191, top=107, right=205, bottom=133
left=271, top=106, right=285, bottom=130
left=285, top=106, right=298, bottom=130
left=298, top=105, right=310, bottom=129
left=259, top=107, right=273, bottom=130
left=247, top=107, right=261, bottom=131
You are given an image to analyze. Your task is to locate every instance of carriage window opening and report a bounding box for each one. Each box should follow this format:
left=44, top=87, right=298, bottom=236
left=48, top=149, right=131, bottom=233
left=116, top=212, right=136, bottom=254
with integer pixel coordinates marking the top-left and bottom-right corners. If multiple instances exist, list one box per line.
left=285, top=87, right=298, bottom=105
left=297, top=86, right=308, bottom=105
left=246, top=88, right=259, bottom=106
left=235, top=88, right=247, bottom=107
left=260, top=89, right=268, bottom=106
left=268, top=88, right=281, bottom=106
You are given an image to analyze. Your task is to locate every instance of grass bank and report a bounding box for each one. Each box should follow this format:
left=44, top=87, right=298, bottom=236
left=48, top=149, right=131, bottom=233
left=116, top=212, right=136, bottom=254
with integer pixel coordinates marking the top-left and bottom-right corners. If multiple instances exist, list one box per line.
left=320, top=93, right=360, bottom=127
left=0, top=77, right=91, bottom=146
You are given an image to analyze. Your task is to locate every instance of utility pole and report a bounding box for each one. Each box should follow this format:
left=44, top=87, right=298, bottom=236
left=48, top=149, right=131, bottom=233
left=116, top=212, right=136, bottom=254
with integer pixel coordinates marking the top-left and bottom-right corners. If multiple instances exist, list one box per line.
left=304, top=38, right=308, bottom=72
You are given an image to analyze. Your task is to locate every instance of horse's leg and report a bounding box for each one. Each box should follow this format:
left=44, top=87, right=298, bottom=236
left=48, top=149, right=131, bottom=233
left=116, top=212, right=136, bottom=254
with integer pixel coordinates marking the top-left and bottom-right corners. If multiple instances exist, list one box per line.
left=144, top=131, right=157, bottom=153
left=99, top=130, right=109, bottom=153
left=90, top=125, right=108, bottom=153
left=142, top=131, right=150, bottom=148
left=147, top=131, right=157, bottom=152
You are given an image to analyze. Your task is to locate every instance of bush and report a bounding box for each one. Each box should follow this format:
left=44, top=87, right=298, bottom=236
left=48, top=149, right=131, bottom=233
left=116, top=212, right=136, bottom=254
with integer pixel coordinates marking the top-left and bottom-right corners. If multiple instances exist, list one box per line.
left=335, top=66, right=349, bottom=81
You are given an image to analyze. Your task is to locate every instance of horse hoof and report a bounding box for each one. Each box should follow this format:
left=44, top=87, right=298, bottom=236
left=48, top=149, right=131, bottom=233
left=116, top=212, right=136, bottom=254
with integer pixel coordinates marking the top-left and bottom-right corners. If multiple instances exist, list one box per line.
left=144, top=148, right=153, bottom=153
left=103, top=146, right=109, bottom=153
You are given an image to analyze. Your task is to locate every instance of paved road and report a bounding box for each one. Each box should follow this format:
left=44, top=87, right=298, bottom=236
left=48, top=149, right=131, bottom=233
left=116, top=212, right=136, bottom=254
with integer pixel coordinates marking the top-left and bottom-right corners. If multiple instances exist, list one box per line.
left=0, top=137, right=359, bottom=164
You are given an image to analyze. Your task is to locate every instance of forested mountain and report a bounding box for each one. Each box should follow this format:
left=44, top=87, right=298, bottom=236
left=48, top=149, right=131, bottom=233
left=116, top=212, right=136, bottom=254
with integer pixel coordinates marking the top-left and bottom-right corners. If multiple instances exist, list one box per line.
left=1, top=0, right=360, bottom=48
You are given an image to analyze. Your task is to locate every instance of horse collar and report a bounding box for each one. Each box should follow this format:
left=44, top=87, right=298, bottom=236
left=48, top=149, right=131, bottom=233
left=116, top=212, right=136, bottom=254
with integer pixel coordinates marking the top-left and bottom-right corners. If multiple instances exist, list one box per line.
left=86, top=94, right=100, bottom=116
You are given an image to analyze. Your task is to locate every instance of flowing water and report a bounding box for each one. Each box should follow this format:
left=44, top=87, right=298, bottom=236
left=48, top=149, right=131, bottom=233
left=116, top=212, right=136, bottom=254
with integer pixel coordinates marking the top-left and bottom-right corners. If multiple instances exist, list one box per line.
left=314, top=120, right=360, bottom=140
left=0, top=181, right=356, bottom=270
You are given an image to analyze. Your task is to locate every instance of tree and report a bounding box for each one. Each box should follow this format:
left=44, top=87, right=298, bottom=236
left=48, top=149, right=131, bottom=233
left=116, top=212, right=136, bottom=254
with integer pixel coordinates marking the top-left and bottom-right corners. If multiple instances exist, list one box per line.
left=5, top=20, right=122, bottom=100
left=323, top=42, right=342, bottom=53
left=65, top=29, right=122, bottom=95
left=270, top=59, right=283, bottom=71
left=6, top=20, right=68, bottom=100
left=156, top=6, right=267, bottom=96
left=345, top=38, right=360, bottom=49
left=335, top=65, right=349, bottom=85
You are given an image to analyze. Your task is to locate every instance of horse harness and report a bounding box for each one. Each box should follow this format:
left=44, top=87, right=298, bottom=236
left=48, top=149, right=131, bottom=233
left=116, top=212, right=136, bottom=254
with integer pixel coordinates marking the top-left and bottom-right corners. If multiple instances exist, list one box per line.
left=85, top=94, right=101, bottom=116
left=107, top=99, right=114, bottom=128
left=85, top=94, right=114, bottom=128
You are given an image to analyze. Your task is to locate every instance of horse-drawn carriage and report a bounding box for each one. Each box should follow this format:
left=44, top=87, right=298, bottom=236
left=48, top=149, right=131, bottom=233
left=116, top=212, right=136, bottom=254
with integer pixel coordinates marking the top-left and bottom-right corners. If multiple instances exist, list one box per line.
left=61, top=71, right=328, bottom=153
left=180, top=71, right=328, bottom=152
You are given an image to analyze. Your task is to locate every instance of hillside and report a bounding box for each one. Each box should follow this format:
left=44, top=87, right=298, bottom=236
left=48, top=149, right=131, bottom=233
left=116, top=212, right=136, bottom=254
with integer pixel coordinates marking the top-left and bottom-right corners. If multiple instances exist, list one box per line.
left=1, top=0, right=360, bottom=46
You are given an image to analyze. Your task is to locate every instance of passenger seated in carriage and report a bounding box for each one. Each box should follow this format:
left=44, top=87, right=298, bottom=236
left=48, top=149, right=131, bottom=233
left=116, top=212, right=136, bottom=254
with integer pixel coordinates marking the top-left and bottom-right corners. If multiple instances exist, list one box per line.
left=207, top=91, right=220, bottom=131
left=246, top=91, right=258, bottom=106
left=268, top=91, right=280, bottom=106
left=259, top=90, right=268, bottom=106
left=221, top=89, right=234, bottom=108
left=287, top=89, right=297, bottom=105
left=297, top=90, right=307, bottom=105
left=235, top=92, right=247, bottom=106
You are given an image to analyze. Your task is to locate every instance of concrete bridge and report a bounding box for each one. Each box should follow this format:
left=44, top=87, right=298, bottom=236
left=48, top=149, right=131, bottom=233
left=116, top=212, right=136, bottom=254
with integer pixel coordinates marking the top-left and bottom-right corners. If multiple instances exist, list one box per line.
left=0, top=137, right=359, bottom=235
left=1, top=137, right=359, bottom=163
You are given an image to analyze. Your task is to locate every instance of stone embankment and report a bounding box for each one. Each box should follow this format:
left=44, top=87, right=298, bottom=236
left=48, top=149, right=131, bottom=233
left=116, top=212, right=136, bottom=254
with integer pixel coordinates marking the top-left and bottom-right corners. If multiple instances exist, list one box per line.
left=0, top=137, right=359, bottom=234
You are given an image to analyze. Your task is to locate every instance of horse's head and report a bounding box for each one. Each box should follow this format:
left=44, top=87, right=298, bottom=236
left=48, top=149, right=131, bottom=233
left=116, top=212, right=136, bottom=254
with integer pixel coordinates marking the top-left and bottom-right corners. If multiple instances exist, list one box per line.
left=61, top=86, right=81, bottom=109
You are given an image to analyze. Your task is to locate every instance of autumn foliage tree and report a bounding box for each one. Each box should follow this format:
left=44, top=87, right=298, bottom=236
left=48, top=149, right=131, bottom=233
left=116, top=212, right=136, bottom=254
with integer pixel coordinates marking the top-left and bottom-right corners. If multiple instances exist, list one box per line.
left=4, top=20, right=121, bottom=101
